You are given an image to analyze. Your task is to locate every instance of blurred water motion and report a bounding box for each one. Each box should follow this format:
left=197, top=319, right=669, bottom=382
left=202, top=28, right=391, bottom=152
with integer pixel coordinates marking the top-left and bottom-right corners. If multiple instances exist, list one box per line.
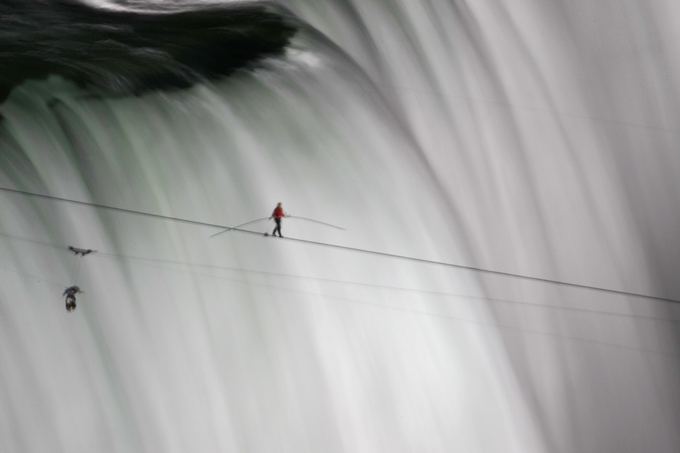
left=0, top=1, right=679, bottom=452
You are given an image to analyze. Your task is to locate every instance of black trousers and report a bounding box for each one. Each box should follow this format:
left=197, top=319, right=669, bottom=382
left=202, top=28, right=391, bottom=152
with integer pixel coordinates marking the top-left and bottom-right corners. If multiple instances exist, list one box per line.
left=272, top=218, right=282, bottom=237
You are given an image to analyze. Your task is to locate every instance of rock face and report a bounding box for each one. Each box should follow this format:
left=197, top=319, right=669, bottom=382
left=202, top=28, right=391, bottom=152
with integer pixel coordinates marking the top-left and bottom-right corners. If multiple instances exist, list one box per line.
left=0, top=0, right=297, bottom=102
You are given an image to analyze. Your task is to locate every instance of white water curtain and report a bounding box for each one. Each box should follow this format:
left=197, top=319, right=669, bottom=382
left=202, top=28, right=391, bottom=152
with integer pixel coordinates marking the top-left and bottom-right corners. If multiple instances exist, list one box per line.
left=0, top=1, right=678, bottom=452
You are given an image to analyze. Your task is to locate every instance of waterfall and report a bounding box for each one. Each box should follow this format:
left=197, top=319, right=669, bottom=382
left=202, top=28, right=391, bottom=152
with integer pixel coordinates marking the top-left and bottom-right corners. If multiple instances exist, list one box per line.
left=1, top=1, right=678, bottom=452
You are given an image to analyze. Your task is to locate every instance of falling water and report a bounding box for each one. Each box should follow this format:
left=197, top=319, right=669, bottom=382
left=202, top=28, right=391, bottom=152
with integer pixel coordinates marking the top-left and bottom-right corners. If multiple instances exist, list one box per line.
left=1, top=1, right=679, bottom=452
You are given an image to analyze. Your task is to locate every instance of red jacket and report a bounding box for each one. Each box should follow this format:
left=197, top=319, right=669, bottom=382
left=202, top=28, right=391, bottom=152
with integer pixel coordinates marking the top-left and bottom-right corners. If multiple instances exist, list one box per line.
left=272, top=206, right=285, bottom=219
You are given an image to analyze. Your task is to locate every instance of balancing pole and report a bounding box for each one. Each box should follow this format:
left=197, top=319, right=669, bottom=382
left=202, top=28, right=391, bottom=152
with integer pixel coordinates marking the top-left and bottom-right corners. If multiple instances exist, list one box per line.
left=210, top=217, right=270, bottom=238
left=286, top=215, right=346, bottom=231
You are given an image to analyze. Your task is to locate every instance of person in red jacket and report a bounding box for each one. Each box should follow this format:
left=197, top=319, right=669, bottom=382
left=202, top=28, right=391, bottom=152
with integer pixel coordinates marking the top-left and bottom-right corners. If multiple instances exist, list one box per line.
left=270, top=202, right=286, bottom=237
